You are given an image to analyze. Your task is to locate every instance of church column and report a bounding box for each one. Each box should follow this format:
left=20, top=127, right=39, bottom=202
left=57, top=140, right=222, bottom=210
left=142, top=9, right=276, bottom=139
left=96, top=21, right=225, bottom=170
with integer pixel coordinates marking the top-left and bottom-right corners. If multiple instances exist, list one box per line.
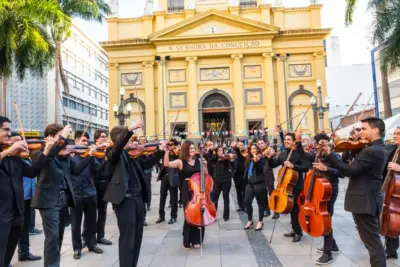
left=143, top=61, right=155, bottom=136
left=263, top=53, right=277, bottom=132
left=276, top=58, right=288, bottom=126
left=231, top=54, right=245, bottom=134
left=186, top=56, right=199, bottom=136
left=156, top=61, right=167, bottom=137
left=108, top=62, right=119, bottom=128
left=313, top=52, right=329, bottom=130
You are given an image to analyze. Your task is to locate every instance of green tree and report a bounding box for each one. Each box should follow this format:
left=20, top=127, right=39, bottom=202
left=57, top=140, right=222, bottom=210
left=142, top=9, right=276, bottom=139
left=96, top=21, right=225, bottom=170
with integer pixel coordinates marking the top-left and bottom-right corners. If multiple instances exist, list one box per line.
left=52, top=0, right=109, bottom=122
left=0, top=0, right=70, bottom=115
left=345, top=0, right=400, bottom=118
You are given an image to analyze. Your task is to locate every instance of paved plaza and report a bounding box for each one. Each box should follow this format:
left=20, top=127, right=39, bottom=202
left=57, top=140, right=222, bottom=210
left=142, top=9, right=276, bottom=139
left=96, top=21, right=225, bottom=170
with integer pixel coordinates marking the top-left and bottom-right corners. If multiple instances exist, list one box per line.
left=11, top=171, right=400, bottom=267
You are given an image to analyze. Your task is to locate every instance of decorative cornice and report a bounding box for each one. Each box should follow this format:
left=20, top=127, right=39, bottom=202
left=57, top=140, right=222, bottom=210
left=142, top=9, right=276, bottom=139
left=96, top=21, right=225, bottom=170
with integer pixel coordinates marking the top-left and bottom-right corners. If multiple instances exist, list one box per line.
left=142, top=61, right=155, bottom=68
left=278, top=28, right=331, bottom=37
left=186, top=56, right=198, bottom=64
left=313, top=52, right=326, bottom=59
left=231, top=54, right=243, bottom=61
left=107, top=63, right=119, bottom=69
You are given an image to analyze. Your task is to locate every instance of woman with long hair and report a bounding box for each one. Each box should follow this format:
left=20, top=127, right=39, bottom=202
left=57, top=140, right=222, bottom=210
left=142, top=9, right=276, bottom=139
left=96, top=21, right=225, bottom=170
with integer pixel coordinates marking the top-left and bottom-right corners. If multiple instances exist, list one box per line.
left=243, top=144, right=266, bottom=231
left=163, top=140, right=208, bottom=249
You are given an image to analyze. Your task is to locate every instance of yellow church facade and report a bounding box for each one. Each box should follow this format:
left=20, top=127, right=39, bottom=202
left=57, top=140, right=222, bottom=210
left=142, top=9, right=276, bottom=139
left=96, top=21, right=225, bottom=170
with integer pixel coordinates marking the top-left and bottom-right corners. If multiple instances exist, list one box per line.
left=102, top=0, right=331, bottom=140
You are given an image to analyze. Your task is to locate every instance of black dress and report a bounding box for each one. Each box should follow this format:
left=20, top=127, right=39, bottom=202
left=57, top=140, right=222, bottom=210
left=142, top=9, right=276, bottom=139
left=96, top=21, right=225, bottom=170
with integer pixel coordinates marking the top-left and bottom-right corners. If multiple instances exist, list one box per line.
left=180, top=159, right=205, bottom=248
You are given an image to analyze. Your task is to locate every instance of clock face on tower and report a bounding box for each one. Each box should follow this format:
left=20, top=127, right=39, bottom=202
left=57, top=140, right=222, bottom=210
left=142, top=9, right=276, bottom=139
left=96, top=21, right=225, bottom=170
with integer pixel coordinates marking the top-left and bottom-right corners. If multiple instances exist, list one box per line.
left=197, top=0, right=228, bottom=5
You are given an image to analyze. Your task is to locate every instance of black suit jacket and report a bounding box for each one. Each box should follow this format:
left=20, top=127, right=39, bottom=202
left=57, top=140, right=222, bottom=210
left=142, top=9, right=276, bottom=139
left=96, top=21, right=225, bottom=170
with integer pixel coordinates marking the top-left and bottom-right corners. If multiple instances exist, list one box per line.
left=383, top=144, right=397, bottom=180
left=325, top=139, right=388, bottom=215
left=0, top=156, right=42, bottom=215
left=244, top=157, right=266, bottom=185
left=104, top=130, right=165, bottom=205
left=31, top=139, right=94, bottom=209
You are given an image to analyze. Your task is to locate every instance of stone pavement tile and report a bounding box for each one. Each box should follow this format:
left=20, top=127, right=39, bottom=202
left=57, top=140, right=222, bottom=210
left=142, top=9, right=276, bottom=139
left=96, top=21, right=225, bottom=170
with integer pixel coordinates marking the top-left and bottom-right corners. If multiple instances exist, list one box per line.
left=185, top=254, right=221, bottom=267
left=220, top=234, right=249, bottom=244
left=270, top=244, right=309, bottom=256
left=219, top=229, right=247, bottom=238
left=162, top=237, right=183, bottom=245
left=389, top=258, right=400, bottom=267
left=218, top=222, right=243, bottom=230
left=353, top=259, right=399, bottom=267
left=220, top=244, right=253, bottom=255
left=220, top=254, right=258, bottom=267
left=138, top=255, right=155, bottom=267
left=141, top=244, right=160, bottom=256
left=278, top=254, right=356, bottom=267
left=155, top=243, right=190, bottom=256
left=149, top=255, right=187, bottom=267
left=143, top=229, right=169, bottom=237
left=142, top=235, right=165, bottom=245
left=186, top=244, right=220, bottom=256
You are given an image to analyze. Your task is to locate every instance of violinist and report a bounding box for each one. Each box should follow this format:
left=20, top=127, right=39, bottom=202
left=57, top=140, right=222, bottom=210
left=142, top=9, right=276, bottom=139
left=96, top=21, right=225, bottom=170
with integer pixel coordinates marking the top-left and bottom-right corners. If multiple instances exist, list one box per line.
left=317, top=117, right=387, bottom=267
left=257, top=139, right=278, bottom=219
left=156, top=139, right=180, bottom=225
left=266, top=133, right=311, bottom=242
left=139, top=136, right=152, bottom=214
left=103, top=121, right=164, bottom=267
left=229, top=141, right=247, bottom=211
left=301, top=133, right=344, bottom=265
left=0, top=125, right=46, bottom=266
left=91, top=129, right=113, bottom=246
left=342, top=128, right=361, bottom=164
left=70, top=131, right=103, bottom=259
left=243, top=144, right=266, bottom=231
left=381, top=127, right=400, bottom=259
left=209, top=146, right=235, bottom=221
left=163, top=140, right=208, bottom=249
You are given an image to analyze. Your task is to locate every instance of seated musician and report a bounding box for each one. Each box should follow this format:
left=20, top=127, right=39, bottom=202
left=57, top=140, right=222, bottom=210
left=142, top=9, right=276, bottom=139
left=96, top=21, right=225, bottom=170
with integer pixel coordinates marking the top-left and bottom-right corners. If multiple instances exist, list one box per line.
left=298, top=133, right=344, bottom=265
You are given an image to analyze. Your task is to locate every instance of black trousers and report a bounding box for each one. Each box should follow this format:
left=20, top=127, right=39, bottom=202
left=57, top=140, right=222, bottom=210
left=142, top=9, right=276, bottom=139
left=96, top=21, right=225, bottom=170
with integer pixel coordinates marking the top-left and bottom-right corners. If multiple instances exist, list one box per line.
left=353, top=213, right=386, bottom=267
left=213, top=180, right=231, bottom=220
left=39, top=193, right=69, bottom=267
left=29, top=208, right=36, bottom=231
left=159, top=176, right=178, bottom=219
left=264, top=181, right=274, bottom=211
left=290, top=186, right=302, bottom=234
left=96, top=181, right=108, bottom=239
left=18, top=200, right=32, bottom=256
left=71, top=195, right=97, bottom=251
left=245, top=182, right=267, bottom=222
left=0, top=206, right=23, bottom=267
left=114, top=195, right=144, bottom=267
left=233, top=172, right=246, bottom=209
left=323, top=183, right=338, bottom=256
left=143, top=173, right=152, bottom=206
left=386, top=236, right=399, bottom=255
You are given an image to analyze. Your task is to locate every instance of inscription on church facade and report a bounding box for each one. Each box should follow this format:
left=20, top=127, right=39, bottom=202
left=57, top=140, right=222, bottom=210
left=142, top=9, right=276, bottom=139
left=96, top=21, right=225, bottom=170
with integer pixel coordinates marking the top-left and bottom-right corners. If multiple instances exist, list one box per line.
left=167, top=41, right=260, bottom=52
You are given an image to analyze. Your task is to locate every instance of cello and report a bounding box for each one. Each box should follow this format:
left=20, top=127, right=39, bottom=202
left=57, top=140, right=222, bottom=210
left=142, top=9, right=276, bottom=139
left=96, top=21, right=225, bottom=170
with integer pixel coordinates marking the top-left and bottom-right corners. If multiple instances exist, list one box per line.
left=298, top=151, right=332, bottom=237
left=380, top=147, right=400, bottom=238
left=268, top=104, right=313, bottom=214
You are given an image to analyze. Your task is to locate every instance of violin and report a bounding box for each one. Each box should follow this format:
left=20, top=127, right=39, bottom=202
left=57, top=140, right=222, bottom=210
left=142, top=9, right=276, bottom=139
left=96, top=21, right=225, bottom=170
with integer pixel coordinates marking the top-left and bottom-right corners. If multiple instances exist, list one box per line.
left=334, top=139, right=368, bottom=153
left=126, top=143, right=159, bottom=158
left=240, top=149, right=248, bottom=158
left=298, top=151, right=332, bottom=237
left=59, top=145, right=90, bottom=156
left=1, top=140, right=45, bottom=159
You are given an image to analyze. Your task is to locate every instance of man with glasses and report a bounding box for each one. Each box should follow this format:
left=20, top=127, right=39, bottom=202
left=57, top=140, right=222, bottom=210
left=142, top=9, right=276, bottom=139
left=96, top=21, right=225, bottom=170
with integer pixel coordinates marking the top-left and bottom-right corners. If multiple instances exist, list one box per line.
left=0, top=116, right=55, bottom=267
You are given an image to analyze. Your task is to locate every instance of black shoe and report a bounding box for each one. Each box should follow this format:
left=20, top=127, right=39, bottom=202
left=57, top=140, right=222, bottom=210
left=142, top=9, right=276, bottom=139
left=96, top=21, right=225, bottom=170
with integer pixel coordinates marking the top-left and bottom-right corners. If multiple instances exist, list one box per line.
left=292, top=234, right=302, bottom=242
left=156, top=217, right=165, bottom=224
left=236, top=208, right=244, bottom=212
left=223, top=217, right=229, bottom=222
left=168, top=218, right=177, bottom=224
left=144, top=220, right=148, bottom=226
left=316, top=254, right=333, bottom=265
left=97, top=237, right=112, bottom=245
left=264, top=210, right=271, bottom=217
left=73, top=250, right=81, bottom=260
left=29, top=228, right=42, bottom=236
left=386, top=252, right=398, bottom=259
left=317, top=246, right=339, bottom=254
left=244, top=222, right=254, bottom=230
left=147, top=205, right=151, bottom=211
left=284, top=231, right=295, bottom=237
left=89, top=246, right=104, bottom=254
left=272, top=213, right=280, bottom=219
left=18, top=253, right=42, bottom=261
left=255, top=222, right=264, bottom=231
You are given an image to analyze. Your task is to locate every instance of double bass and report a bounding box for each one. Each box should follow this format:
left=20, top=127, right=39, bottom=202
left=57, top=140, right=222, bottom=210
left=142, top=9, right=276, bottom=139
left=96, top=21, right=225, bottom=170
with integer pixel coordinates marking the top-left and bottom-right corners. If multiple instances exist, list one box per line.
left=298, top=151, right=332, bottom=237
left=380, top=147, right=400, bottom=238
left=185, top=145, right=217, bottom=227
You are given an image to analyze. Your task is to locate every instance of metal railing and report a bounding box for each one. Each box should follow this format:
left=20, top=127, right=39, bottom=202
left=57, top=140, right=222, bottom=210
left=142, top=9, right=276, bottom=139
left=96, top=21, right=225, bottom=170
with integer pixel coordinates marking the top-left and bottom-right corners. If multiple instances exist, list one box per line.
left=167, top=6, right=184, bottom=12
left=240, top=1, right=257, bottom=8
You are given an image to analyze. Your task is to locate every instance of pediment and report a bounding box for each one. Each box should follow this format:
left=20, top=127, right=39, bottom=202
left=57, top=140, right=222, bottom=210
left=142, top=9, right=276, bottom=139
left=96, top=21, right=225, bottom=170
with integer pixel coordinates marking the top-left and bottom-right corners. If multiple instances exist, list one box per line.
left=149, top=10, right=279, bottom=41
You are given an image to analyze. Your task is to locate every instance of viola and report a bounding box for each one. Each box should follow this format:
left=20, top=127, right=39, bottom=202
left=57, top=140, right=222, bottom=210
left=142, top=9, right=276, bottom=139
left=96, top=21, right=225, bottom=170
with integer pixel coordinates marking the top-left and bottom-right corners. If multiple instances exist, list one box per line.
left=298, top=152, right=332, bottom=237
left=334, top=139, right=368, bottom=153
left=380, top=147, right=400, bottom=238
left=184, top=151, right=217, bottom=227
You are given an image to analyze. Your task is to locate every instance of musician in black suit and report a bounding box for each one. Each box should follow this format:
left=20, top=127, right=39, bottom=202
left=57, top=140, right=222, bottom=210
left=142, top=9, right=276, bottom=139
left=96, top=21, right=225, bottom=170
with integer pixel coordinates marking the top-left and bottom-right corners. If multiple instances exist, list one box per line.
left=31, top=123, right=97, bottom=267
left=0, top=116, right=52, bottom=267
left=266, top=132, right=311, bottom=242
left=156, top=139, right=180, bottom=225
left=319, top=117, right=387, bottom=267
left=104, top=121, right=165, bottom=267
left=382, top=127, right=400, bottom=259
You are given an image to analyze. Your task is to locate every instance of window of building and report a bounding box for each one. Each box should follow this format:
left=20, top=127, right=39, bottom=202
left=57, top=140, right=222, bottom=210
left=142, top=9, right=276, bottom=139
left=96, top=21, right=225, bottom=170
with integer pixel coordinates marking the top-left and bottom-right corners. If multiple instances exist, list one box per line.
left=168, top=0, right=184, bottom=12
left=240, top=0, right=257, bottom=8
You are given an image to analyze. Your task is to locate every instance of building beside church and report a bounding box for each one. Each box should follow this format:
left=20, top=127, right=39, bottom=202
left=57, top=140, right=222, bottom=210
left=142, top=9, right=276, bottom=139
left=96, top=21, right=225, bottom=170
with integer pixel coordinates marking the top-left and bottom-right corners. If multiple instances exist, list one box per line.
left=102, top=0, right=331, bottom=140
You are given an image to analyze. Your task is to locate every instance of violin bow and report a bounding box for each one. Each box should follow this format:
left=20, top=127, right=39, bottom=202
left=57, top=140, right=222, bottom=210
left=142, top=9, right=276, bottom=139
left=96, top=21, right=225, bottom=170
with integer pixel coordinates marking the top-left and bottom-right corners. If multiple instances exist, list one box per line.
left=348, top=92, right=374, bottom=138
left=184, top=122, right=195, bottom=137
left=170, top=109, right=181, bottom=140
left=56, top=86, right=69, bottom=125
left=217, top=119, right=225, bottom=142
left=13, top=103, right=31, bottom=160
left=77, top=113, right=93, bottom=145
left=159, top=116, right=173, bottom=136
left=329, top=93, right=362, bottom=140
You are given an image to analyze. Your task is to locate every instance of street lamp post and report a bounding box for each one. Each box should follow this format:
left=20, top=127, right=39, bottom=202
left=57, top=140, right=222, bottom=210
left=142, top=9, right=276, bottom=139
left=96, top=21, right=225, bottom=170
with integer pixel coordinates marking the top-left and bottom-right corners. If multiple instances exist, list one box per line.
left=113, top=87, right=132, bottom=126
left=310, top=79, right=330, bottom=131
left=275, top=54, right=290, bottom=127
left=155, top=55, right=170, bottom=140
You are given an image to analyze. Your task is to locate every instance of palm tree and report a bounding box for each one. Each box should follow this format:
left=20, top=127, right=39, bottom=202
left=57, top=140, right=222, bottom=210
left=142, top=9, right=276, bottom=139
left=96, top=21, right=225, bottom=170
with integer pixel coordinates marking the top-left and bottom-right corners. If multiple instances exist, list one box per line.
left=0, top=0, right=70, bottom=115
left=345, top=0, right=400, bottom=118
left=52, top=0, right=110, bottom=123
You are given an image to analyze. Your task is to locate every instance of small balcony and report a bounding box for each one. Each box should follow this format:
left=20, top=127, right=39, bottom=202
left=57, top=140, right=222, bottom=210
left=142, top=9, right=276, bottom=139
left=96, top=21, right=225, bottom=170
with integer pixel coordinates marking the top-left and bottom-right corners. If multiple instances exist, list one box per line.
left=240, top=1, right=257, bottom=8
left=167, top=5, right=184, bottom=13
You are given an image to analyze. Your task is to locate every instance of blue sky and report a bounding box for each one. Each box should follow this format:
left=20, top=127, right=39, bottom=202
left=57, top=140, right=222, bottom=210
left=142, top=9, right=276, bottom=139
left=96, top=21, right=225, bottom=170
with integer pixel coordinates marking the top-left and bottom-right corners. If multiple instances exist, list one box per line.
left=74, top=0, right=373, bottom=65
